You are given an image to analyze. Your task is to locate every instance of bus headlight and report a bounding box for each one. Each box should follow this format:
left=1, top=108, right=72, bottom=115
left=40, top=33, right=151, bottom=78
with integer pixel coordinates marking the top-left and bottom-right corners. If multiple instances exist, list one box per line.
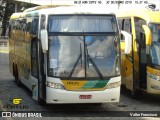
left=106, top=81, right=121, bottom=89
left=46, top=81, right=64, bottom=89
left=148, top=73, right=160, bottom=81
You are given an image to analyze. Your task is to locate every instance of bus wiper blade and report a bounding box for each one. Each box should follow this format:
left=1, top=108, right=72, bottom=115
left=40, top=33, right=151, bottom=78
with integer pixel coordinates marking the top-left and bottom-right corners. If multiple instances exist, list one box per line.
left=68, top=54, right=82, bottom=79
left=68, top=44, right=82, bottom=79
left=87, top=54, right=104, bottom=80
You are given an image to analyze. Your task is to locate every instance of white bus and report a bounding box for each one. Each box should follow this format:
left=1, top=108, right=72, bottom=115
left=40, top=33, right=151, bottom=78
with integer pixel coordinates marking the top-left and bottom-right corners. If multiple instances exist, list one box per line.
left=9, top=5, right=122, bottom=104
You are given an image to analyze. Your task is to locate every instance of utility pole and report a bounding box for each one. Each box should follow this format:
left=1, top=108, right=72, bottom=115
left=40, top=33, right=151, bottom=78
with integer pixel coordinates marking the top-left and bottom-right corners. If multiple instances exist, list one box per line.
left=118, top=0, right=120, bottom=10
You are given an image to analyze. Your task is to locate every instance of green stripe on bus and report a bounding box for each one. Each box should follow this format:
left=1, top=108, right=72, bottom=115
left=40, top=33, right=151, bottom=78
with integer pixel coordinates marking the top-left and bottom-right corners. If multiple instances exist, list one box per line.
left=82, top=80, right=109, bottom=89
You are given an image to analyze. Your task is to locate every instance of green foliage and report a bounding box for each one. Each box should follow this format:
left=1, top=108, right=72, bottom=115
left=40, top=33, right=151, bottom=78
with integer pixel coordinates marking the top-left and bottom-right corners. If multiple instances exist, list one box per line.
left=0, top=0, right=15, bottom=35
left=0, top=0, right=36, bottom=36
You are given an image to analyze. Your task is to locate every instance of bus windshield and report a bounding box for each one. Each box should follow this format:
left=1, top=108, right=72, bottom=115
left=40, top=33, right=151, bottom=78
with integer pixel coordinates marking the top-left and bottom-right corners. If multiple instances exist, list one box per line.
left=149, top=23, right=160, bottom=66
left=47, top=15, right=120, bottom=79
left=48, top=15, right=117, bottom=33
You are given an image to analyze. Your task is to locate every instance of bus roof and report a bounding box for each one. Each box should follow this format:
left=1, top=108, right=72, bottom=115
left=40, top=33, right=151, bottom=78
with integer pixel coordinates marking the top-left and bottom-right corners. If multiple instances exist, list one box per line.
left=10, top=5, right=116, bottom=20
left=116, top=9, right=160, bottom=23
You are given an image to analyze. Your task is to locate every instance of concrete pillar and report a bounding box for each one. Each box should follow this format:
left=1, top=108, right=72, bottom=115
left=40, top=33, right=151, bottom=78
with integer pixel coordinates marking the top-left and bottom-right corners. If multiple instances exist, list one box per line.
left=14, top=2, right=21, bottom=12
left=15, top=3, right=17, bottom=12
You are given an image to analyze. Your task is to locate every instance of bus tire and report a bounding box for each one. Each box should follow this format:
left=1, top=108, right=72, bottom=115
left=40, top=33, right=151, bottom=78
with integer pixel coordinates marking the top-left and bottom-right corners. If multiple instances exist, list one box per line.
left=38, top=98, right=46, bottom=106
left=130, top=90, right=142, bottom=99
left=14, top=66, right=22, bottom=87
left=13, top=64, right=15, bottom=77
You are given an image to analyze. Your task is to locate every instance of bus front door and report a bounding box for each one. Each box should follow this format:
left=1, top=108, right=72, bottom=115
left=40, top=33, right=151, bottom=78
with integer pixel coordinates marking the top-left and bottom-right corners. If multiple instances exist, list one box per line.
left=139, top=32, right=147, bottom=89
left=31, top=39, right=46, bottom=103
left=31, top=39, right=39, bottom=101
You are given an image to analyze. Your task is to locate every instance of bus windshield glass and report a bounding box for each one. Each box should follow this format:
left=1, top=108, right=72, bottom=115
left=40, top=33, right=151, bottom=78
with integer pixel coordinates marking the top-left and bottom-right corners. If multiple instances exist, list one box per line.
left=48, top=15, right=117, bottom=33
left=47, top=15, right=119, bottom=79
left=149, top=23, right=160, bottom=66
left=48, top=35, right=120, bottom=79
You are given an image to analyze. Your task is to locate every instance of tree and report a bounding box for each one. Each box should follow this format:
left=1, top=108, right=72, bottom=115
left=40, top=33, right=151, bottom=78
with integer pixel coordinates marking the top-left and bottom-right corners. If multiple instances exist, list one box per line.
left=0, top=0, right=15, bottom=36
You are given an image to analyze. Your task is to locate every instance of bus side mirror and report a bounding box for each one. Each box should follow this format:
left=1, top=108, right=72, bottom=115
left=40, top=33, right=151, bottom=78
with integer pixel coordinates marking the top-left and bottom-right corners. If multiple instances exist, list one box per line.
left=142, top=25, right=152, bottom=45
left=40, top=29, right=48, bottom=53
left=121, top=30, right=132, bottom=54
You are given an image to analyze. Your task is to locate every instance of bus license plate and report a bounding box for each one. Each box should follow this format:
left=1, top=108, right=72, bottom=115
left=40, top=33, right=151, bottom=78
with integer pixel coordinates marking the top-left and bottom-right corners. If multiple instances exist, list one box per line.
left=79, top=95, right=92, bottom=99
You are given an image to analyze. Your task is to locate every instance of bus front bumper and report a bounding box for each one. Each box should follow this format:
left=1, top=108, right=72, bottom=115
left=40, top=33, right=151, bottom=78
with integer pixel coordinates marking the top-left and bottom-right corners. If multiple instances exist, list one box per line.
left=46, top=86, right=120, bottom=104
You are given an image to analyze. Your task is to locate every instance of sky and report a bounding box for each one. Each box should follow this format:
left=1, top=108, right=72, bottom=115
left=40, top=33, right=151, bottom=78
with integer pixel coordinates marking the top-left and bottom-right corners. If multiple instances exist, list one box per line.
left=13, top=0, right=160, bottom=11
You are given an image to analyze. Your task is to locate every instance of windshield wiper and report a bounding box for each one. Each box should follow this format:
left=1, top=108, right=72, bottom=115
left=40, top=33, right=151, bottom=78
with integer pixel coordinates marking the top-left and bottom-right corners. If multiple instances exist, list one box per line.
left=68, top=42, right=104, bottom=80
left=68, top=43, right=82, bottom=78
left=85, top=45, right=104, bottom=80
left=87, top=54, right=104, bottom=80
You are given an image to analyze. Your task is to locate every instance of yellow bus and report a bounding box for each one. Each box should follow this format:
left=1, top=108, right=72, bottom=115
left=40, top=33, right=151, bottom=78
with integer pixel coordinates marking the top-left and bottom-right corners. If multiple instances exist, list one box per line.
left=9, top=5, right=123, bottom=104
left=117, top=9, right=160, bottom=98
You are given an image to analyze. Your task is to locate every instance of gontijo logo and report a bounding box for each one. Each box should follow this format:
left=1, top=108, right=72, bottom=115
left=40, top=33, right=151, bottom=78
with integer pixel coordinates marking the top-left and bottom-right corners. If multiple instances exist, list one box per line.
left=13, top=98, right=22, bottom=105
left=3, top=98, right=29, bottom=109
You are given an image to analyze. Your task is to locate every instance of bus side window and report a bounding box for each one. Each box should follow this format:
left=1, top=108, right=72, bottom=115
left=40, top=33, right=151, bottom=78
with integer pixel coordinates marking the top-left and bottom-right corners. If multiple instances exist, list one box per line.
left=31, top=17, right=39, bottom=35
left=20, top=19, right=27, bottom=32
left=123, top=18, right=132, bottom=33
left=117, top=19, right=123, bottom=30
left=13, top=20, right=19, bottom=30
left=120, top=18, right=132, bottom=40
left=26, top=17, right=32, bottom=32
left=117, top=19, right=123, bottom=40
left=40, top=15, right=46, bottom=30
left=39, top=15, right=46, bottom=39
left=134, top=17, right=146, bottom=53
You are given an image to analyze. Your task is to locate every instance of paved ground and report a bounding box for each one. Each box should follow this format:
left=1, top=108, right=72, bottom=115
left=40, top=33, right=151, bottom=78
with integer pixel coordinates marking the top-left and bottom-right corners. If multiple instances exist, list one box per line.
left=0, top=52, right=160, bottom=120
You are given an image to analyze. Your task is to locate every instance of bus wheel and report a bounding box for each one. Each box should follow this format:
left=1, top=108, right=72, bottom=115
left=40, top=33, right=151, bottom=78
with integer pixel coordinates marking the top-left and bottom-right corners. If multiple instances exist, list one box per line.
left=38, top=98, right=46, bottom=106
left=13, top=64, right=15, bottom=77
left=130, top=90, right=142, bottom=99
left=14, top=66, right=22, bottom=87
